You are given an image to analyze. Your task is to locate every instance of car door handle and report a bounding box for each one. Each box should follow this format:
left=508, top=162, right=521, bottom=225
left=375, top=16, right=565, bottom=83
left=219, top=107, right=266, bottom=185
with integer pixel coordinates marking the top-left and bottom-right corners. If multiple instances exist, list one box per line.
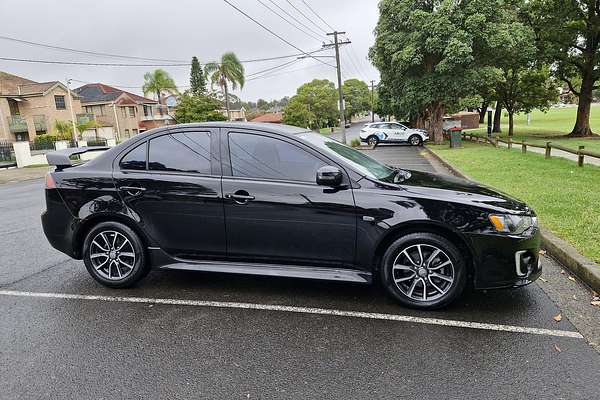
left=118, top=186, right=146, bottom=196
left=225, top=191, right=255, bottom=203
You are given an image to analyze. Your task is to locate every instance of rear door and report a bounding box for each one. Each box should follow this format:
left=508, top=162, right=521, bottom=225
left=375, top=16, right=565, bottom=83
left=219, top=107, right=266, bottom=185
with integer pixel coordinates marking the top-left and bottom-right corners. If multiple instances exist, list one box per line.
left=113, top=128, right=226, bottom=259
left=385, top=123, right=408, bottom=141
left=220, top=128, right=356, bottom=267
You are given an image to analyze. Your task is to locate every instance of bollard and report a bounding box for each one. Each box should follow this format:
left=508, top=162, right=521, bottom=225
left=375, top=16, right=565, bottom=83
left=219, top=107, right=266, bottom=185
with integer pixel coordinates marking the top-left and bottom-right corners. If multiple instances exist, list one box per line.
left=522, top=141, right=527, bottom=154
left=508, top=137, right=512, bottom=149
left=578, top=145, right=585, bottom=167
left=545, top=142, right=551, bottom=159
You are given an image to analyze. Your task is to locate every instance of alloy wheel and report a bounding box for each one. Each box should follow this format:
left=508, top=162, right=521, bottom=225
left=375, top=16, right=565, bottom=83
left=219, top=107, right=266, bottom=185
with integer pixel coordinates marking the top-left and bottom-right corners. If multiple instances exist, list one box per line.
left=89, top=230, right=136, bottom=280
left=391, top=243, right=455, bottom=301
left=410, top=136, right=421, bottom=145
left=368, top=137, right=378, bottom=146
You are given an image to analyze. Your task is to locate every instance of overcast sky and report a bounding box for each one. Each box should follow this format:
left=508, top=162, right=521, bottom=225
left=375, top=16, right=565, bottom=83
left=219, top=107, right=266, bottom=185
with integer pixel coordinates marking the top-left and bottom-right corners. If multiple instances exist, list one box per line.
left=0, top=0, right=380, bottom=102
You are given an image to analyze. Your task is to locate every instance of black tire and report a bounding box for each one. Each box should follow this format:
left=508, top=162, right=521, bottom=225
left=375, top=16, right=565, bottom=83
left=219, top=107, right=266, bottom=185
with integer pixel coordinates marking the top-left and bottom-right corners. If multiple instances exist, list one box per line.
left=82, top=221, right=149, bottom=288
left=367, top=135, right=379, bottom=146
left=408, top=134, right=423, bottom=146
left=380, top=233, right=467, bottom=310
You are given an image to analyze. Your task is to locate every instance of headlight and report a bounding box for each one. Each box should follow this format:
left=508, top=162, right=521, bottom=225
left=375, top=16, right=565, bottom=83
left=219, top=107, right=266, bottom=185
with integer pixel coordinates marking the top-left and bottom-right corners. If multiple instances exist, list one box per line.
left=488, top=214, right=537, bottom=235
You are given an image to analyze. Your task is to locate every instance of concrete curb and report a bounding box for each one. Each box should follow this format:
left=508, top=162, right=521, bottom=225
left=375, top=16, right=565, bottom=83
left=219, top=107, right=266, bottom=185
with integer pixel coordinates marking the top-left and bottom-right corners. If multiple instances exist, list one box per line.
left=423, top=145, right=600, bottom=292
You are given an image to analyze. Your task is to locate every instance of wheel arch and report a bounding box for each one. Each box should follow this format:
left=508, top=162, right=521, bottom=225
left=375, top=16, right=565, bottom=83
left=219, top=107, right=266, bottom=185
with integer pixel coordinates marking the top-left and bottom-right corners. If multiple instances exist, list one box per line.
left=371, top=221, right=475, bottom=279
left=72, top=213, right=152, bottom=259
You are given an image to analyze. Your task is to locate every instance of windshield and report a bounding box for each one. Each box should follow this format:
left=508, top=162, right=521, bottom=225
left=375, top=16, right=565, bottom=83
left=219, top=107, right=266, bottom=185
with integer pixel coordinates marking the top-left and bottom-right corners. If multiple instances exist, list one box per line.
left=297, top=132, right=396, bottom=181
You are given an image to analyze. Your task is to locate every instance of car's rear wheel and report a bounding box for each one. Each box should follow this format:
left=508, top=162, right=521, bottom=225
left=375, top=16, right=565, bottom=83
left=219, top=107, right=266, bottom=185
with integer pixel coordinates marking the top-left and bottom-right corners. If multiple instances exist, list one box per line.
left=367, top=135, right=379, bottom=146
left=82, top=221, right=149, bottom=288
left=381, top=233, right=467, bottom=309
left=408, top=134, right=422, bottom=146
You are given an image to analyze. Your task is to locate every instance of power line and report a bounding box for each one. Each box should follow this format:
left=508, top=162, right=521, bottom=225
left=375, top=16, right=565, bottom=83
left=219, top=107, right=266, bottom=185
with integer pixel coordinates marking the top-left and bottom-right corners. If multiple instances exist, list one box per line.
left=256, top=0, right=322, bottom=42
left=0, top=57, right=189, bottom=67
left=246, top=61, right=329, bottom=82
left=265, top=0, right=325, bottom=39
left=247, top=58, right=301, bottom=78
left=222, top=0, right=334, bottom=68
left=300, top=0, right=336, bottom=32
left=284, top=0, right=328, bottom=35
left=0, top=34, right=188, bottom=63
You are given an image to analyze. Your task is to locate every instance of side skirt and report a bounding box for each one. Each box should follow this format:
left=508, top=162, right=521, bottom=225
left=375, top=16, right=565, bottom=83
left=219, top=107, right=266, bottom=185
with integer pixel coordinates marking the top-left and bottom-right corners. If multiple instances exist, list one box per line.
left=148, top=248, right=372, bottom=284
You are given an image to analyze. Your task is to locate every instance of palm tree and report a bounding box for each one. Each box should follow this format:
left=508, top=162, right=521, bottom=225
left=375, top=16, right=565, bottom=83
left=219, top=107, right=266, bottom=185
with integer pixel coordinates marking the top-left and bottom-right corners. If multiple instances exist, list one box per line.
left=205, top=52, right=245, bottom=121
left=142, top=69, right=179, bottom=104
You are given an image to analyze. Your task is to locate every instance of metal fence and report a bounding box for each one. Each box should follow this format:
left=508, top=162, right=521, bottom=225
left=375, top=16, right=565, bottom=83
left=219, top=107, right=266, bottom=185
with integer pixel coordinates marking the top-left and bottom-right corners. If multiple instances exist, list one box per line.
left=0, top=140, right=16, bottom=164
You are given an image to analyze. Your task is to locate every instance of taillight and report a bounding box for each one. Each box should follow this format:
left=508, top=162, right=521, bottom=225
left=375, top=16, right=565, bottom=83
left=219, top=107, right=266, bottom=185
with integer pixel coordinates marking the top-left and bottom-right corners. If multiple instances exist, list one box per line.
left=45, top=173, right=56, bottom=189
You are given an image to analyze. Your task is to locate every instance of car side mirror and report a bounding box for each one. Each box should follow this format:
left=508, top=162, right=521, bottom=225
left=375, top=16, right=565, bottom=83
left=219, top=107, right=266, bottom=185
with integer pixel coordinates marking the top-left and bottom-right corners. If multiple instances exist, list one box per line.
left=316, top=165, right=343, bottom=187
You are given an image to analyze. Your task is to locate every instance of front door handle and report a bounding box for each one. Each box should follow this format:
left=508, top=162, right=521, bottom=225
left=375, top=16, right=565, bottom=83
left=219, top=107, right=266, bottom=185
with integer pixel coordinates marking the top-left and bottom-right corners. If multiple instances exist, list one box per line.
left=225, top=190, right=255, bottom=204
left=118, top=186, right=146, bottom=196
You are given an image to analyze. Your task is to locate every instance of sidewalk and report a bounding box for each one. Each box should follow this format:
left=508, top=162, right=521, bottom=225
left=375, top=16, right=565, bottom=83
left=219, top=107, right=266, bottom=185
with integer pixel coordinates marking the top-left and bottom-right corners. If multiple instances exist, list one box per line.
left=0, top=166, right=51, bottom=185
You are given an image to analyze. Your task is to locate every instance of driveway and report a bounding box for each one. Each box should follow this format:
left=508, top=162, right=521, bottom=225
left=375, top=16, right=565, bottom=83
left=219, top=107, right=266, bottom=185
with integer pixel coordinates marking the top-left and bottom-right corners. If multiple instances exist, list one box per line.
left=1, top=147, right=599, bottom=399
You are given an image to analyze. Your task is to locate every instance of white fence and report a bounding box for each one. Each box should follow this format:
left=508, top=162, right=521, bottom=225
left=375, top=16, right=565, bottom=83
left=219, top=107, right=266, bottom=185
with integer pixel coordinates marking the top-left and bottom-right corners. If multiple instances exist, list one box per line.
left=12, top=139, right=116, bottom=168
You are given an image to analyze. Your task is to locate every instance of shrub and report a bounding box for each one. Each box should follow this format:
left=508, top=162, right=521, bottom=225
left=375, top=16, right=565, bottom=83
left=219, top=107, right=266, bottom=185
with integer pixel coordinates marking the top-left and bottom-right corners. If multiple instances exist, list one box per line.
left=350, top=138, right=361, bottom=147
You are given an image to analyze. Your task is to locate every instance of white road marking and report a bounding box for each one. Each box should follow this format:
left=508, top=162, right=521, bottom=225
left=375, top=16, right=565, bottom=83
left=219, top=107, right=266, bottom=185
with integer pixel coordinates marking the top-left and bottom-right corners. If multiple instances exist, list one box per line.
left=0, top=289, right=583, bottom=339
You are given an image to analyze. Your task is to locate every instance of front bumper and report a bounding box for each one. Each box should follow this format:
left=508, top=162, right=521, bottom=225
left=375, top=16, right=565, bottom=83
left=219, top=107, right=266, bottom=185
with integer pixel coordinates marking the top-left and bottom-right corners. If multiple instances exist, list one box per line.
left=467, top=228, right=542, bottom=289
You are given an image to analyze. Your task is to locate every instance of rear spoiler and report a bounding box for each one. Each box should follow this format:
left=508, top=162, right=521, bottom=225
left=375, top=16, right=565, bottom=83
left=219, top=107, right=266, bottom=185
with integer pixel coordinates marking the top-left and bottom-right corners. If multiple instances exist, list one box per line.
left=46, top=146, right=109, bottom=170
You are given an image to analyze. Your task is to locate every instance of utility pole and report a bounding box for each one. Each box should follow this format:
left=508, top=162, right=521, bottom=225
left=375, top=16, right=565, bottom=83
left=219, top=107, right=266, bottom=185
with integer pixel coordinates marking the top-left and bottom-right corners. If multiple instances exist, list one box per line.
left=66, top=79, right=78, bottom=142
left=326, top=31, right=350, bottom=144
left=370, top=80, right=376, bottom=123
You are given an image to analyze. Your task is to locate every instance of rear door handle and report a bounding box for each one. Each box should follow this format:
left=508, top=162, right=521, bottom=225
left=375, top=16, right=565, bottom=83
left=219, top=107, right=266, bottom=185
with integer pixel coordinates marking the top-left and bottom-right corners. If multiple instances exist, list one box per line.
left=119, top=186, right=146, bottom=196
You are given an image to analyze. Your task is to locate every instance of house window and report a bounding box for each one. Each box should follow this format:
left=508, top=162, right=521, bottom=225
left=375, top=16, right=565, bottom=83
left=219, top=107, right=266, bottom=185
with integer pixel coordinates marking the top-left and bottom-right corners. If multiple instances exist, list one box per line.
left=121, top=107, right=127, bottom=118
left=143, top=105, right=153, bottom=117
left=54, top=95, right=66, bottom=110
left=129, top=106, right=136, bottom=118
left=124, top=129, right=130, bottom=138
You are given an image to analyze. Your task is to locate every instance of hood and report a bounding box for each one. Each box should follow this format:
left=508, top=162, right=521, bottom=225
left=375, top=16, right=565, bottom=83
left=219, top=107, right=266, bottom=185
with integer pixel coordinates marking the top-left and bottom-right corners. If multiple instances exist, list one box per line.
left=396, top=170, right=531, bottom=214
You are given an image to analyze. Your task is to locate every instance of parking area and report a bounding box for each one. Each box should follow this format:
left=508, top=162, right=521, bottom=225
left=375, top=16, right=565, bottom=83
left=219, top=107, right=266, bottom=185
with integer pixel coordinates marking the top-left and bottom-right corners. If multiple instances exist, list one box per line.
left=1, top=140, right=600, bottom=399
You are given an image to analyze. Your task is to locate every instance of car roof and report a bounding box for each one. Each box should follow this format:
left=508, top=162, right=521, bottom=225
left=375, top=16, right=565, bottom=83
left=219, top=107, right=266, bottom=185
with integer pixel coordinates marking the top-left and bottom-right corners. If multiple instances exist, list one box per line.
left=172, top=122, right=310, bottom=136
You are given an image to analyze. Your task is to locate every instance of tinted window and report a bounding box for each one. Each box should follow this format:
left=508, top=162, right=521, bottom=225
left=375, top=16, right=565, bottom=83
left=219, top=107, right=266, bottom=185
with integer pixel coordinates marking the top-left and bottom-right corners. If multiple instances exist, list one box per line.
left=148, top=132, right=211, bottom=174
left=229, top=133, right=325, bottom=182
left=120, top=142, right=147, bottom=170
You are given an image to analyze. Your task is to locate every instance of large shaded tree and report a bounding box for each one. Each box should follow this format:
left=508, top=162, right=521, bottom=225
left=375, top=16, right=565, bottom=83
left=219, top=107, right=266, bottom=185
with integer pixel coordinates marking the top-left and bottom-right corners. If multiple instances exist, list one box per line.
left=205, top=52, right=245, bottom=121
left=369, top=0, right=512, bottom=143
left=174, top=92, right=227, bottom=123
left=526, top=0, right=600, bottom=137
left=342, top=79, right=370, bottom=121
left=283, top=79, right=338, bottom=129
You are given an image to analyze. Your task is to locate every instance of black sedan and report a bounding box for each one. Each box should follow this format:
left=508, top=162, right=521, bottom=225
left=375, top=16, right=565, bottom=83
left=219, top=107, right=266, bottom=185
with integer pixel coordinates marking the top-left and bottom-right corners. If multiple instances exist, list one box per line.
left=41, top=122, right=541, bottom=309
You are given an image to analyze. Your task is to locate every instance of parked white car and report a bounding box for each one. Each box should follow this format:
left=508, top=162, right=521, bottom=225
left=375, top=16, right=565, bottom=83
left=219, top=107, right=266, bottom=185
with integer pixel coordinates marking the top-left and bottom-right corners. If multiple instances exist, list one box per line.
left=360, top=122, right=429, bottom=146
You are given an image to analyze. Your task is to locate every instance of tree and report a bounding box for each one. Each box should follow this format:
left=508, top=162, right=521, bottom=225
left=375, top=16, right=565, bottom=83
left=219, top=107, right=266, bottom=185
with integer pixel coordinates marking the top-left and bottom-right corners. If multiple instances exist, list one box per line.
left=205, top=52, right=245, bottom=121
left=526, top=0, right=600, bottom=137
left=497, top=67, right=558, bottom=136
left=342, top=79, right=370, bottom=121
left=369, top=0, right=514, bottom=143
left=190, top=56, right=207, bottom=96
left=283, top=79, right=338, bottom=129
left=174, top=92, right=227, bottom=123
left=143, top=69, right=179, bottom=103
left=257, top=98, right=269, bottom=111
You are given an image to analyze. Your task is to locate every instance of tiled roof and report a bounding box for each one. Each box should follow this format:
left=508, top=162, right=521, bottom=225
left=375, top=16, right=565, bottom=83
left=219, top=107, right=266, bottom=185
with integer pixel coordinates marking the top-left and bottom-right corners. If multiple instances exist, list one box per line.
left=251, top=112, right=284, bottom=123
left=74, top=83, right=157, bottom=105
left=0, top=71, right=63, bottom=96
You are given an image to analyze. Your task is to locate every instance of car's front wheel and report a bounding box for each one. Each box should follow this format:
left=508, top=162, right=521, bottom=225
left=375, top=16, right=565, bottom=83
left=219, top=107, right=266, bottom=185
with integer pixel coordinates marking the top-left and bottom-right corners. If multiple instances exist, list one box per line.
left=408, top=134, right=423, bottom=146
left=367, top=135, right=379, bottom=146
left=82, top=221, right=149, bottom=288
left=381, top=233, right=467, bottom=309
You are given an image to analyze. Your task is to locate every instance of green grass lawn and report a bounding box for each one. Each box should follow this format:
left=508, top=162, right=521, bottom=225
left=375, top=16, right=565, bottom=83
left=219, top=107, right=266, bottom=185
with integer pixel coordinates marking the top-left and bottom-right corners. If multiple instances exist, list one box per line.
left=428, top=142, right=600, bottom=263
left=465, top=105, right=600, bottom=153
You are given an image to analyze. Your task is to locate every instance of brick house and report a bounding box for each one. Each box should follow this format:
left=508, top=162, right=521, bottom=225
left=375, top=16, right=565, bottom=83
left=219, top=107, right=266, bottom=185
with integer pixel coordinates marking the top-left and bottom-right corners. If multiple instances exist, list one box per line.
left=0, top=71, right=83, bottom=142
left=74, top=83, right=175, bottom=140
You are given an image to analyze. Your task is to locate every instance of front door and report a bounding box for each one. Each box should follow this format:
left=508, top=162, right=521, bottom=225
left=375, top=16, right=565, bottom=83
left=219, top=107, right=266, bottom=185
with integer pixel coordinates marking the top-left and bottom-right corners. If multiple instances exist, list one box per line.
left=220, top=129, right=356, bottom=267
left=113, top=128, right=226, bottom=259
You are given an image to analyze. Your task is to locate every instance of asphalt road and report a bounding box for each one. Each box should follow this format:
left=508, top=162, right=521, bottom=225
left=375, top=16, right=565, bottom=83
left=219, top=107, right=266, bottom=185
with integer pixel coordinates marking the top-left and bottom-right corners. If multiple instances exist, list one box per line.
left=1, top=139, right=599, bottom=399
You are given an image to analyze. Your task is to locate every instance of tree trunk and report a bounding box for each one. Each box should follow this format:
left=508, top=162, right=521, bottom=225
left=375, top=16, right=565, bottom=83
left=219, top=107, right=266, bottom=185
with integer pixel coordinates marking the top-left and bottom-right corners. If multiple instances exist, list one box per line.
left=224, top=81, right=231, bottom=121
left=569, top=68, right=594, bottom=136
left=493, top=101, right=502, bottom=133
left=478, top=101, right=488, bottom=124
left=508, top=111, right=514, bottom=137
left=428, top=102, right=444, bottom=144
